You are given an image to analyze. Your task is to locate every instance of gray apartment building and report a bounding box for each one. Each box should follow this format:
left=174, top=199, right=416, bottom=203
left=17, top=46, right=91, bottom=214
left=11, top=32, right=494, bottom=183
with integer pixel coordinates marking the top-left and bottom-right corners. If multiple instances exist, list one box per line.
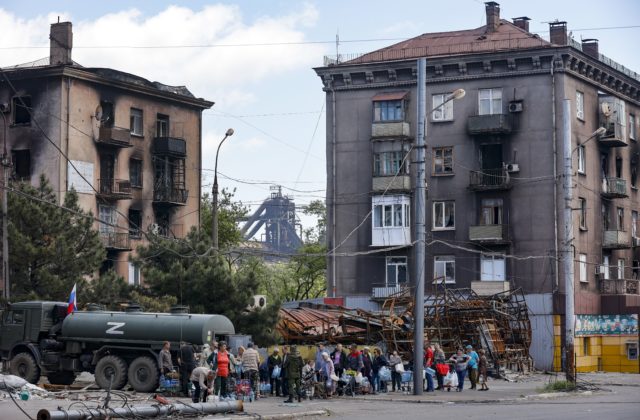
left=315, top=2, right=639, bottom=371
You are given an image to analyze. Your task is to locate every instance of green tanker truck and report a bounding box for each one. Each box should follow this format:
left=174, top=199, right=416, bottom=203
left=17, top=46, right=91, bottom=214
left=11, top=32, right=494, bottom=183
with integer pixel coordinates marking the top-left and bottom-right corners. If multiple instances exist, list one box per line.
left=0, top=301, right=235, bottom=392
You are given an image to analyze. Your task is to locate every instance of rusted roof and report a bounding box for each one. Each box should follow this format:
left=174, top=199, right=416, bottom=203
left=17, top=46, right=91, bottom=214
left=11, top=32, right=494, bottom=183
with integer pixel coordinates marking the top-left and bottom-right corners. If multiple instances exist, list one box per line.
left=348, top=20, right=550, bottom=65
left=372, top=91, right=409, bottom=101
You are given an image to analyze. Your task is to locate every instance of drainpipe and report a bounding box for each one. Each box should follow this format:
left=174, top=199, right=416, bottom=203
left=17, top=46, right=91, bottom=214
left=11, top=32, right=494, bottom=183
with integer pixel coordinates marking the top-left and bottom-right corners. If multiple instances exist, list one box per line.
left=551, top=62, right=560, bottom=292
left=331, top=87, right=337, bottom=298
left=64, top=77, right=71, bottom=204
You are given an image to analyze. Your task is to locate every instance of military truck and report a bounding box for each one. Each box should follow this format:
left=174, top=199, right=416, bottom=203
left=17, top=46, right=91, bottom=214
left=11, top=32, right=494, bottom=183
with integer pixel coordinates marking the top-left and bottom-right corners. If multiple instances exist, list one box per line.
left=0, top=301, right=235, bottom=392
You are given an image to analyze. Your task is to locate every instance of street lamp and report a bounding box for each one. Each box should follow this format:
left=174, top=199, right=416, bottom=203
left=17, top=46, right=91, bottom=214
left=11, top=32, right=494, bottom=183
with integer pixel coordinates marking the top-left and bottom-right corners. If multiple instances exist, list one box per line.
left=212, top=128, right=234, bottom=251
left=563, top=121, right=606, bottom=383
left=414, top=56, right=465, bottom=396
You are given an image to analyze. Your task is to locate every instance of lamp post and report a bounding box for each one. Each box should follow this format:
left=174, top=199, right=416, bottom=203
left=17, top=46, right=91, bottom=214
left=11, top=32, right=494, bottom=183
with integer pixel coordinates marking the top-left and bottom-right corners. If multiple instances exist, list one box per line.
left=0, top=111, right=8, bottom=301
left=212, top=128, right=234, bottom=251
left=414, top=56, right=465, bottom=395
left=563, top=104, right=605, bottom=383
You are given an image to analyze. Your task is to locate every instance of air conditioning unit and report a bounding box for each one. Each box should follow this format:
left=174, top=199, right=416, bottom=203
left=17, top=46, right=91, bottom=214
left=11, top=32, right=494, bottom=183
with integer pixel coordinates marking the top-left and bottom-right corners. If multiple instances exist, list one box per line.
left=248, top=295, right=267, bottom=310
left=508, top=101, right=523, bottom=113
left=506, top=163, right=520, bottom=173
left=0, top=103, right=10, bottom=113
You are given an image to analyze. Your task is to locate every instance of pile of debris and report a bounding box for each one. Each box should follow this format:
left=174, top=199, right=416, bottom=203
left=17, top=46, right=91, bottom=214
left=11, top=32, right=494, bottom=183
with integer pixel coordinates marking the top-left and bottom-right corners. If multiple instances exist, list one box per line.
left=277, top=288, right=533, bottom=372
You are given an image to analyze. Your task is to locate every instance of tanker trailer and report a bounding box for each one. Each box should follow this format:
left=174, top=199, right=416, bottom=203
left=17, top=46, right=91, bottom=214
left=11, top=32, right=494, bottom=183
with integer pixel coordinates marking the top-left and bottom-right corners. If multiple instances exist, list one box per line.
left=0, top=301, right=235, bottom=392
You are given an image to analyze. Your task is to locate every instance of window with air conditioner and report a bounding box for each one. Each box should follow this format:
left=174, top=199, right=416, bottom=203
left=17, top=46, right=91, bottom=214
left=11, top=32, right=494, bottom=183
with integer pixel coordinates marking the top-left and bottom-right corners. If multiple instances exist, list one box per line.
left=432, top=93, right=454, bottom=121
left=434, top=256, right=455, bottom=284
left=478, top=88, right=502, bottom=115
left=579, top=254, right=588, bottom=283
left=433, top=201, right=455, bottom=230
left=386, top=257, right=408, bottom=287
left=481, top=254, right=506, bottom=282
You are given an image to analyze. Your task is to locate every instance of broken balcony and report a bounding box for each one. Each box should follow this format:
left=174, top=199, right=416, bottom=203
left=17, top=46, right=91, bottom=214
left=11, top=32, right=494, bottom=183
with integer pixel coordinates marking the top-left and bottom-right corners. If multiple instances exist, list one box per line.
left=598, top=122, right=627, bottom=148
left=599, top=279, right=639, bottom=295
left=97, top=126, right=133, bottom=148
left=469, top=169, right=511, bottom=191
left=603, top=230, right=631, bottom=249
left=469, top=224, right=509, bottom=244
left=97, top=179, right=132, bottom=200
left=153, top=185, right=188, bottom=206
left=601, top=177, right=628, bottom=198
left=153, top=137, right=187, bottom=157
left=467, top=114, right=512, bottom=135
left=101, top=232, right=131, bottom=251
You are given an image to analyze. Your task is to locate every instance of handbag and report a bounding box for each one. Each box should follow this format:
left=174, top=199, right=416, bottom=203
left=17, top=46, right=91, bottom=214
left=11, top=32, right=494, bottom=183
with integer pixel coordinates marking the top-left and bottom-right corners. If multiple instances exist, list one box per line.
left=379, top=366, right=391, bottom=382
left=271, top=365, right=281, bottom=378
left=394, top=363, right=405, bottom=373
left=436, top=363, right=449, bottom=376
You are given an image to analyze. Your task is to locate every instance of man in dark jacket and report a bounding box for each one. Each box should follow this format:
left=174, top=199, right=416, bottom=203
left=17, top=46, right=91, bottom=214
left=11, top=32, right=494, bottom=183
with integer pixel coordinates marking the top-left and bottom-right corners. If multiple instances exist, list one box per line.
left=178, top=341, right=197, bottom=396
left=283, top=345, right=303, bottom=403
left=362, top=347, right=374, bottom=392
left=280, top=345, right=290, bottom=397
left=267, top=348, right=282, bottom=396
left=330, top=343, right=346, bottom=378
left=346, top=344, right=364, bottom=372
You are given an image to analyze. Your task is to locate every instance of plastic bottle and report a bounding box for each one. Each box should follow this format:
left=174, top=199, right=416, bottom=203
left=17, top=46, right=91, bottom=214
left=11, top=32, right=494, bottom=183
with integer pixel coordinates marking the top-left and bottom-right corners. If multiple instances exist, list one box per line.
left=19, top=389, right=30, bottom=401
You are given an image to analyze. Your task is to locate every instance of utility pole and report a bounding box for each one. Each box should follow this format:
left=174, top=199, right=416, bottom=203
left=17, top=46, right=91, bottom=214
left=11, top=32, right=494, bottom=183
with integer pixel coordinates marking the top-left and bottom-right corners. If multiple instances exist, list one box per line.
left=212, top=128, right=234, bottom=251
left=413, top=57, right=427, bottom=395
left=562, top=98, right=575, bottom=382
left=1, top=111, right=8, bottom=302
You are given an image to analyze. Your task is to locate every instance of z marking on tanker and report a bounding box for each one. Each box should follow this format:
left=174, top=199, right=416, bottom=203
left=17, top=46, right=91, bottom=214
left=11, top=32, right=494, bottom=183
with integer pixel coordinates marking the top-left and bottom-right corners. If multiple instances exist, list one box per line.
left=106, top=322, right=125, bottom=335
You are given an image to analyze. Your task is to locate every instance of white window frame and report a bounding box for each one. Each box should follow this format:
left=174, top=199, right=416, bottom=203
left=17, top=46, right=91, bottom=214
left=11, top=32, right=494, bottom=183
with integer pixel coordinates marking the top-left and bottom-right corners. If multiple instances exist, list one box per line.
left=128, top=262, right=141, bottom=286
left=374, top=151, right=407, bottom=176
left=630, top=114, right=636, bottom=141
left=576, top=91, right=584, bottom=120
left=432, top=93, right=454, bottom=121
left=432, top=146, right=454, bottom=175
left=579, top=197, right=587, bottom=230
left=577, top=145, right=586, bottom=174
left=480, top=254, right=506, bottom=282
left=478, top=88, right=502, bottom=115
left=603, top=256, right=610, bottom=280
left=618, top=258, right=626, bottom=280
left=434, top=256, right=455, bottom=284
left=386, top=257, right=408, bottom=287
left=373, top=199, right=410, bottom=228
left=579, top=254, right=588, bottom=283
left=98, top=205, right=117, bottom=234
left=432, top=201, right=455, bottom=230
left=632, top=210, right=638, bottom=239
left=130, top=108, right=143, bottom=136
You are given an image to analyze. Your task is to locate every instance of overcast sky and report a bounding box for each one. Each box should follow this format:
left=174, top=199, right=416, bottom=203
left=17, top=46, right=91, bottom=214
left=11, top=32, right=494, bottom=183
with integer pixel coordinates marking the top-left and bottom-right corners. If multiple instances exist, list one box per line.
left=1, top=0, right=639, bottom=232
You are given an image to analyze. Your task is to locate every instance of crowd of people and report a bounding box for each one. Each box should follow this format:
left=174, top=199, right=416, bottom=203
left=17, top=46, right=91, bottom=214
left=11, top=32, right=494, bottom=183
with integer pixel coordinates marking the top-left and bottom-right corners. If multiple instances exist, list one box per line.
left=158, top=340, right=490, bottom=404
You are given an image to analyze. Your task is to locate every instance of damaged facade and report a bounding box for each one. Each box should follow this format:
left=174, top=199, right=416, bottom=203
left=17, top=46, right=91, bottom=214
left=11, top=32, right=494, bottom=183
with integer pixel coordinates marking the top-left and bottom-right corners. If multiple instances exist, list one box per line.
left=0, top=22, right=213, bottom=284
left=314, top=2, right=640, bottom=372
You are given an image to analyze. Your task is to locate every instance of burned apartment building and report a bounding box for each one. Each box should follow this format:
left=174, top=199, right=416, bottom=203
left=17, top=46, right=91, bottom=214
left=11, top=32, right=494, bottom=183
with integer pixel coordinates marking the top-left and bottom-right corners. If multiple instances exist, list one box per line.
left=315, top=2, right=639, bottom=372
left=0, top=22, right=213, bottom=285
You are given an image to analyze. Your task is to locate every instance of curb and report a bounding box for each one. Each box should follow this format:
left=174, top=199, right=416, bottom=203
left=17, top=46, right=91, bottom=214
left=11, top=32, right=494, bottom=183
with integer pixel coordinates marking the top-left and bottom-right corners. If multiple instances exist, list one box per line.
left=348, top=390, right=598, bottom=405
left=213, top=409, right=329, bottom=419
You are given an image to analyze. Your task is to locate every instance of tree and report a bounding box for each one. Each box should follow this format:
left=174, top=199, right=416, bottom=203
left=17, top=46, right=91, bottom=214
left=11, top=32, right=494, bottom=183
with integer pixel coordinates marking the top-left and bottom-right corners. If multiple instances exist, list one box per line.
left=302, top=200, right=326, bottom=244
left=200, top=189, right=248, bottom=249
left=82, top=270, right=130, bottom=310
left=7, top=176, right=105, bottom=301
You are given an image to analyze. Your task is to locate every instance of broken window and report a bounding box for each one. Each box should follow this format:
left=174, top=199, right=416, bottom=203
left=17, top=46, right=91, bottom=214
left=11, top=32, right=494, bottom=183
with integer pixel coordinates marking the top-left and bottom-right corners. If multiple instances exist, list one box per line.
left=128, top=208, right=142, bottom=239
left=434, top=256, right=455, bottom=284
left=480, top=198, right=503, bottom=225
left=156, top=114, right=169, bottom=137
left=129, top=158, right=142, bottom=188
left=432, top=93, right=454, bottom=121
left=386, top=257, right=407, bottom=286
left=12, top=96, right=31, bottom=125
left=99, top=100, right=114, bottom=127
left=130, top=108, right=143, bottom=136
left=11, top=149, right=30, bottom=180
left=433, top=147, right=453, bottom=175
left=433, top=201, right=455, bottom=229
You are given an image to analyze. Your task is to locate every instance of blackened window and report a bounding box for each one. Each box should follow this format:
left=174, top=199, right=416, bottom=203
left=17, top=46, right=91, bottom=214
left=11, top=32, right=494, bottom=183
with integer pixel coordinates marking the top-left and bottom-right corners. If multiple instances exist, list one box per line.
left=12, top=150, right=30, bottom=180
left=130, top=159, right=142, bottom=188
left=12, top=96, right=31, bottom=124
left=128, top=209, right=142, bottom=239
left=156, top=114, right=169, bottom=137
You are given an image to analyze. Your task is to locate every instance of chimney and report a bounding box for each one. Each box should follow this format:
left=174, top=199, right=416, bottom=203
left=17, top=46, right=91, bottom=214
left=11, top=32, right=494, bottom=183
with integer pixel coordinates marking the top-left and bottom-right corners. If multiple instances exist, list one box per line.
left=512, top=17, right=531, bottom=32
left=49, top=21, right=73, bottom=65
left=549, top=21, right=568, bottom=45
left=485, top=2, right=500, bottom=33
left=581, top=39, right=599, bottom=58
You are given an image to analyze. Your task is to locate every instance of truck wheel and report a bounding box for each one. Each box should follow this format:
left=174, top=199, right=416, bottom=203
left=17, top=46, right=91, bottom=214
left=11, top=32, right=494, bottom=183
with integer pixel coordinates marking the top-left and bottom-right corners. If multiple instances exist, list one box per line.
left=10, top=352, right=41, bottom=384
left=127, top=356, right=159, bottom=393
left=47, top=371, right=76, bottom=386
left=95, top=355, right=128, bottom=390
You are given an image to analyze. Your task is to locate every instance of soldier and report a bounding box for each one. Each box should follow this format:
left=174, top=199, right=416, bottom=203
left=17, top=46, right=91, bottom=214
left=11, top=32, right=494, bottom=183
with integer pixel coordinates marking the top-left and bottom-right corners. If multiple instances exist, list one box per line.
left=283, top=345, right=303, bottom=403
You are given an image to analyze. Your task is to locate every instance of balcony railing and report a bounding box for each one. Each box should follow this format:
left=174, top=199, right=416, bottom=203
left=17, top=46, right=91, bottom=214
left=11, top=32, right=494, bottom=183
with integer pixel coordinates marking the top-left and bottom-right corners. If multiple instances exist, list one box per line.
left=471, top=281, right=511, bottom=296
left=371, top=121, right=411, bottom=138
left=372, top=175, right=411, bottom=192
left=371, top=284, right=408, bottom=299
left=603, top=230, right=631, bottom=249
left=153, top=137, right=187, bottom=157
left=469, top=224, right=509, bottom=243
left=469, top=169, right=511, bottom=191
left=153, top=186, right=188, bottom=205
left=599, top=278, right=640, bottom=295
left=601, top=177, right=628, bottom=198
left=467, top=114, right=512, bottom=135
left=97, top=179, right=132, bottom=200
left=101, top=232, right=131, bottom=251
left=97, top=126, right=132, bottom=148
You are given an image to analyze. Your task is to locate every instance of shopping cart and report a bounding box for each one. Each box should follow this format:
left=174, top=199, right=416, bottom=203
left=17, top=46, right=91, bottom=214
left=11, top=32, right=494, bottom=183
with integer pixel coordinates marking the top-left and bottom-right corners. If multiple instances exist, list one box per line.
left=400, top=371, right=413, bottom=394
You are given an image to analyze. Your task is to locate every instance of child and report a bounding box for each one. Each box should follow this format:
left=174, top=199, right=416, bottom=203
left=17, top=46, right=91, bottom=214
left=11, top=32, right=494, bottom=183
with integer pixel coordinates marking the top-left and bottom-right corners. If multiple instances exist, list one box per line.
left=478, top=349, right=489, bottom=391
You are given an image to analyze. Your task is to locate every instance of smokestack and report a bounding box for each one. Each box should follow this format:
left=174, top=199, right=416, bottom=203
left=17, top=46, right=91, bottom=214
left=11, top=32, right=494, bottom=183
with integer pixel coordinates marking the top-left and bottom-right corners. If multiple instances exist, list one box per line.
left=512, top=17, right=531, bottom=32
left=581, top=39, right=599, bottom=59
left=50, top=21, right=73, bottom=65
left=485, top=2, right=500, bottom=33
left=549, top=21, right=568, bottom=45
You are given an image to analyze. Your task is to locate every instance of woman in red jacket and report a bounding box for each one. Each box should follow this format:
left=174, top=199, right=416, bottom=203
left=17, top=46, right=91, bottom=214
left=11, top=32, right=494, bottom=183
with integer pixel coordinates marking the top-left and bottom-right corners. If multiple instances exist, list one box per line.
left=215, top=341, right=232, bottom=397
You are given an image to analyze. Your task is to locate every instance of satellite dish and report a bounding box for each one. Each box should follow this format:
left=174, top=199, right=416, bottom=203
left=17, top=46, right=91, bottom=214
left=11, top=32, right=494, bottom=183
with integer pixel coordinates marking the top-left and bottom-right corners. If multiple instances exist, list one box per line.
left=95, top=105, right=103, bottom=121
left=601, top=102, right=612, bottom=118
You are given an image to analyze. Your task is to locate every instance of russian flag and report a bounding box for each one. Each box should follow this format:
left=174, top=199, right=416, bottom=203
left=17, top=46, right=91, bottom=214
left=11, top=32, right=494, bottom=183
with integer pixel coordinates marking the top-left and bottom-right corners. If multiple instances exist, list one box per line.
left=67, top=283, right=77, bottom=315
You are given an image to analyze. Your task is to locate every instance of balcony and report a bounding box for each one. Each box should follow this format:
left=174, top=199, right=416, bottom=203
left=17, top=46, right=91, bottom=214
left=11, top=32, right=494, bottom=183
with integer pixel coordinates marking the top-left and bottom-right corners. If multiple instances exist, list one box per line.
left=371, top=284, right=406, bottom=299
left=371, top=121, right=410, bottom=138
left=471, top=281, right=511, bottom=296
left=101, top=232, right=131, bottom=251
left=603, top=230, right=631, bottom=249
left=469, top=224, right=509, bottom=244
left=97, top=179, right=132, bottom=200
left=372, top=175, right=411, bottom=192
left=97, top=126, right=132, bottom=148
left=601, top=177, right=628, bottom=198
left=599, top=279, right=639, bottom=295
left=153, top=137, right=187, bottom=157
left=469, top=169, right=511, bottom=191
left=467, top=114, right=512, bottom=135
left=598, top=122, right=627, bottom=148
left=153, top=186, right=188, bottom=206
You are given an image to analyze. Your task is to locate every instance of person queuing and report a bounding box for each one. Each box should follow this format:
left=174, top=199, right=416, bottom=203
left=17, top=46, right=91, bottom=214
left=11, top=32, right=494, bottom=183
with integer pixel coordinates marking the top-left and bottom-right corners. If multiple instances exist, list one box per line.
left=371, top=348, right=388, bottom=393
left=478, top=349, right=489, bottom=391
left=424, top=343, right=435, bottom=392
left=242, top=342, right=261, bottom=399
left=433, top=343, right=447, bottom=391
left=280, top=345, right=290, bottom=397
left=321, top=352, right=336, bottom=397
left=330, top=344, right=346, bottom=378
left=314, top=343, right=326, bottom=379
left=209, top=341, right=234, bottom=397
left=465, top=345, right=479, bottom=390
left=302, top=359, right=316, bottom=399
left=199, top=343, right=212, bottom=368
left=159, top=341, right=173, bottom=376
left=283, top=345, right=304, bottom=403
left=388, top=351, right=403, bottom=393
left=189, top=366, right=215, bottom=403
left=362, top=347, right=374, bottom=393
left=346, top=344, right=364, bottom=372
left=449, top=348, right=471, bottom=392
left=178, top=341, right=197, bottom=397
left=267, top=348, right=283, bottom=396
